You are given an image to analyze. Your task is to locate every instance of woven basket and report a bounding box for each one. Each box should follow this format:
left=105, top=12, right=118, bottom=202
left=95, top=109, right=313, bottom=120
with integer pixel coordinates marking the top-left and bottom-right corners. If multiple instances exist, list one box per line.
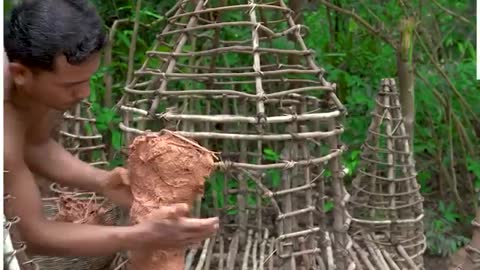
left=31, top=192, right=122, bottom=270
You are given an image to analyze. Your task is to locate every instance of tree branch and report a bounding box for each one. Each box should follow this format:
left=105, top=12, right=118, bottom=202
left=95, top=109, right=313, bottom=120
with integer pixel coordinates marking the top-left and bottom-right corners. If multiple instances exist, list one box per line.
left=318, top=0, right=396, bottom=48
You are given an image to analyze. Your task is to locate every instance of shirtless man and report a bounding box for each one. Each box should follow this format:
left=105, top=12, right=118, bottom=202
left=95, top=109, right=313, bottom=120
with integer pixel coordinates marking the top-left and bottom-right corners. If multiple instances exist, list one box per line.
left=4, top=0, right=218, bottom=258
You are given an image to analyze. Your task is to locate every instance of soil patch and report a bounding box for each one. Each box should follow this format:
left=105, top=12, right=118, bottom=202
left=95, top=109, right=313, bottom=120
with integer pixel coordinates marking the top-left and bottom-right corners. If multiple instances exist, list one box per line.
left=424, top=254, right=449, bottom=270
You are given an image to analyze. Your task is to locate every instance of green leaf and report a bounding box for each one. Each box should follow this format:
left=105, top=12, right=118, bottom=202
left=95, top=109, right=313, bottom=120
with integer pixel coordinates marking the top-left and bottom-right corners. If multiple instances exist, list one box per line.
left=475, top=179, right=480, bottom=190
left=433, top=219, right=444, bottom=231
left=324, top=200, right=334, bottom=213
left=84, top=123, right=93, bottom=135
left=266, top=169, right=281, bottom=188
left=112, top=131, right=122, bottom=150
left=467, top=157, right=480, bottom=179
left=157, top=45, right=172, bottom=52
left=418, top=171, right=433, bottom=193
left=247, top=194, right=257, bottom=207
left=109, top=155, right=125, bottom=168
left=227, top=194, right=237, bottom=205
left=439, top=201, right=446, bottom=213
left=140, top=10, right=163, bottom=20
left=247, top=179, right=256, bottom=189
left=227, top=209, right=238, bottom=215
left=263, top=148, right=280, bottom=161
left=348, top=19, right=358, bottom=33
left=116, top=31, right=131, bottom=48
left=210, top=173, right=225, bottom=208
left=92, top=150, right=101, bottom=161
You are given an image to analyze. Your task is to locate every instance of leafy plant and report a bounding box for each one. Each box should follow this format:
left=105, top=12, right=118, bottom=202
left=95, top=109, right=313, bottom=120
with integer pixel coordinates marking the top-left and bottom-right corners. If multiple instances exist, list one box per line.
left=425, top=203, right=470, bottom=257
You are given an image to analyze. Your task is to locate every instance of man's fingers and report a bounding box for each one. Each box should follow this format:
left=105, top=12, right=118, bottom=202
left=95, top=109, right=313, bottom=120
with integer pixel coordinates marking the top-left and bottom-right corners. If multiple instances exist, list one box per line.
left=103, top=167, right=130, bottom=188
left=103, top=171, right=121, bottom=188
left=118, top=168, right=130, bottom=186
left=172, top=203, right=190, bottom=217
left=152, top=203, right=190, bottom=219
left=178, top=217, right=219, bottom=233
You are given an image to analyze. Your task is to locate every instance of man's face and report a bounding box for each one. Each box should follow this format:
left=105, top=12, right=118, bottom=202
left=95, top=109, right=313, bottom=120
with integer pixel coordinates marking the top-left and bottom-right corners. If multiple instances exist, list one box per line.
left=28, top=53, right=101, bottom=111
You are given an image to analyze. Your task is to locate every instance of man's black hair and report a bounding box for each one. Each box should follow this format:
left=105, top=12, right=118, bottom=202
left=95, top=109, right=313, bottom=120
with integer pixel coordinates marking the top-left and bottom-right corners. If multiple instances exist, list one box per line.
left=4, top=0, right=106, bottom=72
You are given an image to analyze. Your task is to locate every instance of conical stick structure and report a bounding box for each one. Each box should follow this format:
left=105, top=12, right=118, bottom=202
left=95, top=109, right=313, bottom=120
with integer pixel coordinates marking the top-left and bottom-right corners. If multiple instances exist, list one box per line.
left=119, top=0, right=349, bottom=269
left=347, top=78, right=426, bottom=269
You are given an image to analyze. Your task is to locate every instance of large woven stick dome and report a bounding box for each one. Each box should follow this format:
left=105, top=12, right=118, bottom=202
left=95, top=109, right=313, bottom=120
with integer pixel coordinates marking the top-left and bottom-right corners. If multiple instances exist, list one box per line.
left=119, top=1, right=351, bottom=269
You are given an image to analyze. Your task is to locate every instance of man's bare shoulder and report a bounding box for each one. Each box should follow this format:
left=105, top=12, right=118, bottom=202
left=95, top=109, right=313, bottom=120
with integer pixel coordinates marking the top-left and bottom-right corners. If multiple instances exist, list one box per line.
left=4, top=103, right=28, bottom=162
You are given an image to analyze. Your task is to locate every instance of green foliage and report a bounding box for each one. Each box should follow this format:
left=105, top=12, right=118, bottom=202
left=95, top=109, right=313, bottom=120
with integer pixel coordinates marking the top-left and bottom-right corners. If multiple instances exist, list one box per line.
left=424, top=204, right=470, bottom=257
left=468, top=158, right=480, bottom=191
left=263, top=148, right=280, bottom=162
left=323, top=200, right=334, bottom=213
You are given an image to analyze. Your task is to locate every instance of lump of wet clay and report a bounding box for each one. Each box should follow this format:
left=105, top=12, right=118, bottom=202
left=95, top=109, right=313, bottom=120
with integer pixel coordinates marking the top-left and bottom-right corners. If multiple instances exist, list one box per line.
left=51, top=195, right=112, bottom=225
left=127, top=131, right=216, bottom=270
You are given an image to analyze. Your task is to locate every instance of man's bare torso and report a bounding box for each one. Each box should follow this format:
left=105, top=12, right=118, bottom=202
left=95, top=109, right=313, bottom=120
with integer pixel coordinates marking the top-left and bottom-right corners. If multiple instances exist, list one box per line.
left=5, top=101, right=65, bottom=195
left=5, top=102, right=63, bottom=145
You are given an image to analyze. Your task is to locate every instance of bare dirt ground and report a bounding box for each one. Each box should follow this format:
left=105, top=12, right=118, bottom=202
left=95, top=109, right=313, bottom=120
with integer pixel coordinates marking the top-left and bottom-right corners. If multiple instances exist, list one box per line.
left=424, top=255, right=449, bottom=270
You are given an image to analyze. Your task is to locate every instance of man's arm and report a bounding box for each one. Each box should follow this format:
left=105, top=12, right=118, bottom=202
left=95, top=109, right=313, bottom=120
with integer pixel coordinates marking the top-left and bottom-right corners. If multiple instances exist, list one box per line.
left=24, top=138, right=109, bottom=193
left=4, top=110, right=134, bottom=256
left=25, top=138, right=133, bottom=208
left=4, top=162, right=135, bottom=256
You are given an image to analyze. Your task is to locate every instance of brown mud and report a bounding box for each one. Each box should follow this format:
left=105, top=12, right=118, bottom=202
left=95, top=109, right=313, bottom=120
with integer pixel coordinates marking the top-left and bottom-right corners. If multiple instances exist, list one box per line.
left=51, top=194, right=112, bottom=225
left=127, top=131, right=216, bottom=270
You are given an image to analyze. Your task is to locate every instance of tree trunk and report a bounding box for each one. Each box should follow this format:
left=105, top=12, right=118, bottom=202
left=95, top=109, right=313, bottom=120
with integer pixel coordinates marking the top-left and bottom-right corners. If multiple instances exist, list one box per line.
left=396, top=17, right=416, bottom=150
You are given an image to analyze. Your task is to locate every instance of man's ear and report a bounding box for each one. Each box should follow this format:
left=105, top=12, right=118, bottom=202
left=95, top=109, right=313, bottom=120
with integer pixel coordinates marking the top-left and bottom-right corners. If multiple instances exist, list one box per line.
left=8, top=62, right=34, bottom=91
left=4, top=52, right=12, bottom=96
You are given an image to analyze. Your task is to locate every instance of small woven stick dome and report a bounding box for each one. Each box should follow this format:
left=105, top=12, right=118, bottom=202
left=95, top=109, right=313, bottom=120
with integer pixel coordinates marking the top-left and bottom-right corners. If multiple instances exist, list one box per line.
left=119, top=0, right=350, bottom=269
left=347, top=78, right=426, bottom=269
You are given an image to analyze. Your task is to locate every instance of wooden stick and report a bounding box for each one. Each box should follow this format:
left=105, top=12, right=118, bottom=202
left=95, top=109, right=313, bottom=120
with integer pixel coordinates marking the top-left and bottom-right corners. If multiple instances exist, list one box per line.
left=185, top=248, right=199, bottom=270
left=325, top=232, right=335, bottom=270
left=120, top=106, right=339, bottom=123
left=226, top=233, right=240, bottom=270
left=267, top=238, right=275, bottom=270
left=147, top=45, right=312, bottom=58
left=136, top=68, right=323, bottom=79
left=241, top=230, right=254, bottom=270
left=258, top=229, right=269, bottom=270
left=120, top=123, right=344, bottom=141
left=167, top=4, right=292, bottom=21
left=252, top=232, right=259, bottom=270
left=352, top=240, right=375, bottom=270
left=219, top=236, right=225, bottom=270
left=396, top=245, right=419, bottom=270
left=194, top=238, right=211, bottom=270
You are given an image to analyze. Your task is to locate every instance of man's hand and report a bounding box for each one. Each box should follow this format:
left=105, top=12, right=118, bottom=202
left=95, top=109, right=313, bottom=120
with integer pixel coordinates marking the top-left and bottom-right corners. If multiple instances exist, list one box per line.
left=130, top=203, right=219, bottom=250
left=100, top=167, right=133, bottom=208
